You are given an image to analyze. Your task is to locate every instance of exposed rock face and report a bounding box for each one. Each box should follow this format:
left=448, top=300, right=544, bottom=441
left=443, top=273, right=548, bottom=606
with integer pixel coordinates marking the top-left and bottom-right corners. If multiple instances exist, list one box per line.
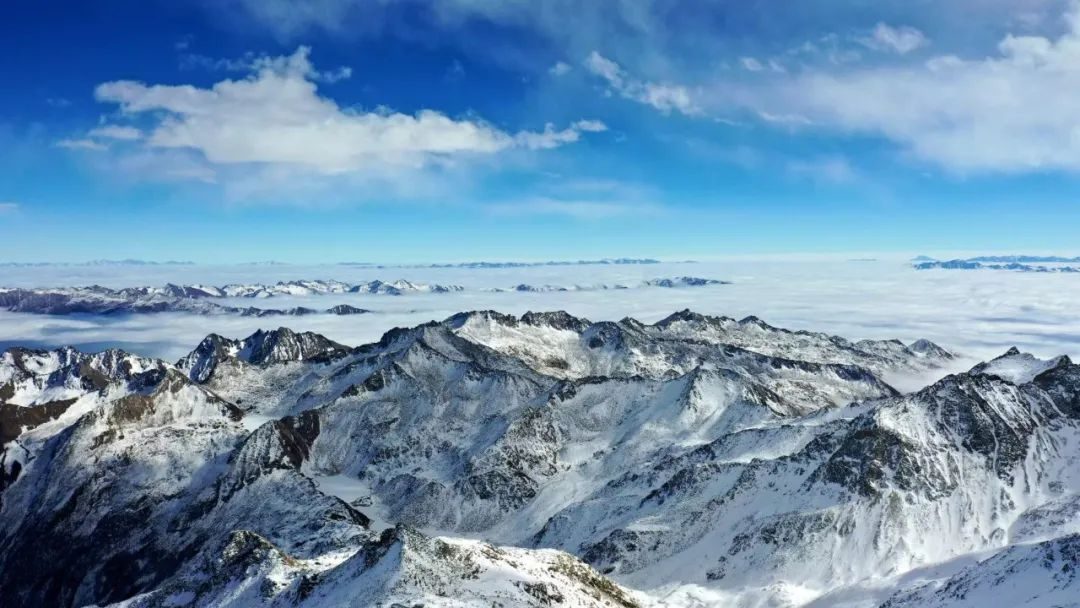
left=6, top=310, right=1080, bottom=608
left=176, top=328, right=349, bottom=383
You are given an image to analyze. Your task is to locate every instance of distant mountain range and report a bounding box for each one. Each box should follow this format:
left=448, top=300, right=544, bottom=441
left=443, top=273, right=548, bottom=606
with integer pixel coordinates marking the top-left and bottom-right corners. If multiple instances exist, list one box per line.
left=0, top=259, right=196, bottom=267
left=0, top=280, right=450, bottom=317
left=0, top=277, right=729, bottom=317
left=491, top=276, right=729, bottom=292
left=0, top=257, right=685, bottom=268
left=913, top=255, right=1080, bottom=272
left=339, top=257, right=679, bottom=268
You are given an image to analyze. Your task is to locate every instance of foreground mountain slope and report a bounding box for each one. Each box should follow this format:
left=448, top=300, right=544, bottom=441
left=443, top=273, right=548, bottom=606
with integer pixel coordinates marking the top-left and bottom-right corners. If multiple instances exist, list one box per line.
left=9, top=310, right=1080, bottom=607
left=0, top=333, right=633, bottom=607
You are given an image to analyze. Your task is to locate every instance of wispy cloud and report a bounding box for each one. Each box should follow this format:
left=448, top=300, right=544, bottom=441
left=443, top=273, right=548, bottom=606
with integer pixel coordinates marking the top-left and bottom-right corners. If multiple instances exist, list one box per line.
left=740, top=57, right=765, bottom=72
left=0, top=202, right=19, bottom=214
left=584, top=51, right=700, bottom=116
left=181, top=49, right=353, bottom=83
left=549, top=61, right=572, bottom=76
left=857, top=23, right=930, bottom=55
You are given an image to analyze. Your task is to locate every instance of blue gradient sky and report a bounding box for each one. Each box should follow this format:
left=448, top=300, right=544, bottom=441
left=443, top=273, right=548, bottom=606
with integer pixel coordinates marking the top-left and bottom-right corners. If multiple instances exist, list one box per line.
left=4, top=0, right=1080, bottom=262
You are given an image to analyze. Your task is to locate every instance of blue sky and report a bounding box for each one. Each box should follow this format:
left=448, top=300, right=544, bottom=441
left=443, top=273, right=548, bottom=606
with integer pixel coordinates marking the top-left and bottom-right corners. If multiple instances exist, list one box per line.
left=4, top=0, right=1080, bottom=263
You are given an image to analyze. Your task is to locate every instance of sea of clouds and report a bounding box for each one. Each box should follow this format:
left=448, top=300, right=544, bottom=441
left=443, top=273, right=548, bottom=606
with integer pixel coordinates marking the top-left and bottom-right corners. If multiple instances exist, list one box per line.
left=2, top=257, right=1078, bottom=381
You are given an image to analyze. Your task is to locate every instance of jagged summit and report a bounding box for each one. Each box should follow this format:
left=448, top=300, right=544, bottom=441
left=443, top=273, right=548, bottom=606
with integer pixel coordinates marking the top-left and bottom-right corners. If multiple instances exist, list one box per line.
left=970, top=347, right=1071, bottom=385
left=176, top=327, right=349, bottom=383
left=521, top=310, right=593, bottom=332
left=909, top=337, right=954, bottom=358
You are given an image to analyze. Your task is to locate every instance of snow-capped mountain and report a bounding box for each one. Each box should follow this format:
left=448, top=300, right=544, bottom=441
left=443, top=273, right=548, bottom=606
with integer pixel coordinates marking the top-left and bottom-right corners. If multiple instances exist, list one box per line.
left=4, top=310, right=1080, bottom=607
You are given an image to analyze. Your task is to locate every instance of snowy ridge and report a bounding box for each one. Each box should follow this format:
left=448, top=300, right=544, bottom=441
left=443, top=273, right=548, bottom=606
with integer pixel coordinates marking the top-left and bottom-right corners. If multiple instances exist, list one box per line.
left=5, top=310, right=1080, bottom=607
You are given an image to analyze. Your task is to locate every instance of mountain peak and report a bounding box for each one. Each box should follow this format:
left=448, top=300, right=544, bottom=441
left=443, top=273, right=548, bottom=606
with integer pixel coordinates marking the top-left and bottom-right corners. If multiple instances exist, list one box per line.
left=909, top=338, right=954, bottom=359
left=178, top=327, right=349, bottom=383
left=520, top=310, right=591, bottom=332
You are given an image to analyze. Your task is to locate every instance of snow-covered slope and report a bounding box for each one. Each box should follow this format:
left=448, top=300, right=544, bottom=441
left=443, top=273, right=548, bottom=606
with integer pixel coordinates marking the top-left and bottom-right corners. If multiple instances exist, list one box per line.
left=112, top=526, right=644, bottom=608
left=880, top=534, right=1080, bottom=608
left=6, top=310, right=1080, bottom=608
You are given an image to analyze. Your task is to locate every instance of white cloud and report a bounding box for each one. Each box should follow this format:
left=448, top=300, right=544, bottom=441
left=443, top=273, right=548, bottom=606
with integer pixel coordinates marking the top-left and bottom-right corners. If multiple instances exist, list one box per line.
left=584, top=51, right=700, bottom=116
left=0, top=202, right=19, bottom=214
left=858, top=23, right=929, bottom=55
left=317, top=65, right=353, bottom=83
left=89, top=125, right=142, bottom=140
left=89, top=47, right=601, bottom=176
left=549, top=61, right=572, bottom=76
left=719, top=3, right=1080, bottom=174
left=584, top=52, right=622, bottom=85
left=56, top=138, right=107, bottom=151
left=572, top=119, right=607, bottom=132
left=513, top=123, right=598, bottom=150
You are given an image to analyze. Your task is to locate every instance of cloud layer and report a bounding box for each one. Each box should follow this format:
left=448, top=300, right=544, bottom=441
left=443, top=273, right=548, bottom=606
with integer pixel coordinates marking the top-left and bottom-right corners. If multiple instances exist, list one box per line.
left=3, top=260, right=1080, bottom=372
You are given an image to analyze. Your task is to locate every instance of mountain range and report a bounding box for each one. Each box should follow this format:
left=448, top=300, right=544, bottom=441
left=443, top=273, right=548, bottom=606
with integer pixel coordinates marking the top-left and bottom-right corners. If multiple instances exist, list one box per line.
left=913, top=258, right=1080, bottom=272
left=340, top=258, right=674, bottom=269
left=2, top=310, right=1078, bottom=607
left=0, top=278, right=728, bottom=317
